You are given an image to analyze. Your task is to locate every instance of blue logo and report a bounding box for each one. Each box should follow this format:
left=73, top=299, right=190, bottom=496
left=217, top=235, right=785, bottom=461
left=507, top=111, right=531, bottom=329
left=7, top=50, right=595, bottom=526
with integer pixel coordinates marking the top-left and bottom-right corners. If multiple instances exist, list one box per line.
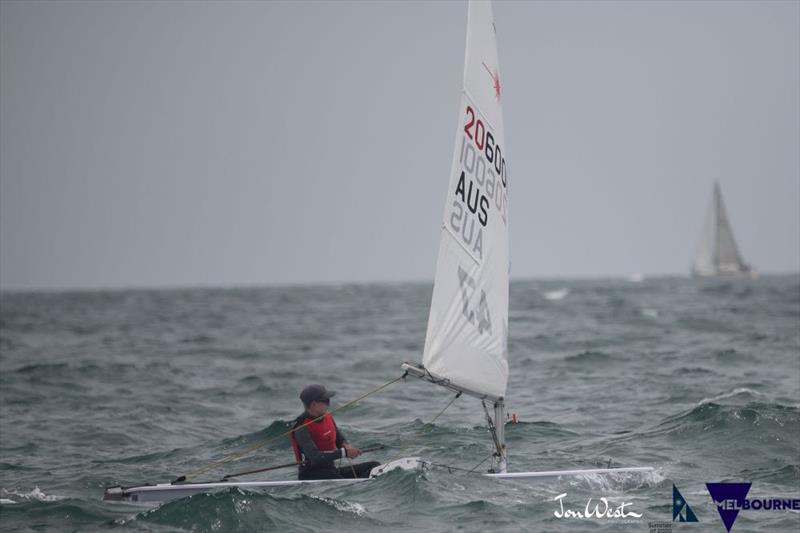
left=672, top=484, right=698, bottom=522
left=706, top=483, right=751, bottom=532
left=705, top=482, right=800, bottom=531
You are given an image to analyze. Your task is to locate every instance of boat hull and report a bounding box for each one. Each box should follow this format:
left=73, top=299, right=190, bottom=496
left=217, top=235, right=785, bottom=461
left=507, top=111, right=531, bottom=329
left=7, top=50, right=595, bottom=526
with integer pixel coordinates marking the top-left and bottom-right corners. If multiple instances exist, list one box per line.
left=104, top=457, right=421, bottom=504
left=104, top=462, right=653, bottom=504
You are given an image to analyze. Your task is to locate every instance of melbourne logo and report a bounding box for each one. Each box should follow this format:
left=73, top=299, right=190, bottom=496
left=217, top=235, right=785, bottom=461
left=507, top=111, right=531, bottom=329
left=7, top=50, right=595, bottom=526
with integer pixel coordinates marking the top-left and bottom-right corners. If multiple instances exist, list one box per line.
left=706, top=483, right=751, bottom=532
left=672, top=484, right=698, bottom=522
left=706, top=482, right=800, bottom=532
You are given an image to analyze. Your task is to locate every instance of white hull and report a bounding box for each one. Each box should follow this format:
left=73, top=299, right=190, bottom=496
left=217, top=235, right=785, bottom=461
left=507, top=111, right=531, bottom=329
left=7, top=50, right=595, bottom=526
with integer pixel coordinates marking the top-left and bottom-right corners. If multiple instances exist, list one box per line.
left=104, top=457, right=421, bottom=504
left=104, top=461, right=654, bottom=504
left=691, top=268, right=758, bottom=280
left=487, top=466, right=654, bottom=479
left=105, top=477, right=370, bottom=503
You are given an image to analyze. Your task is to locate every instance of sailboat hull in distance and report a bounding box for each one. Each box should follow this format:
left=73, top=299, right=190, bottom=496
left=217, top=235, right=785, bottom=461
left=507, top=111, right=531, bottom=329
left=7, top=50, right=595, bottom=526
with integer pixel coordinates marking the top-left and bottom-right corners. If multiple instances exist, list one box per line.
left=692, top=265, right=758, bottom=280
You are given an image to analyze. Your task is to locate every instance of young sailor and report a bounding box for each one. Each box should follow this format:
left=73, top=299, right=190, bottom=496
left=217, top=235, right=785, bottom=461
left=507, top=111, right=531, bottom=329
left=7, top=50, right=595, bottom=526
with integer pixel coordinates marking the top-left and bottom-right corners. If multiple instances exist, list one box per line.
left=289, top=384, right=380, bottom=480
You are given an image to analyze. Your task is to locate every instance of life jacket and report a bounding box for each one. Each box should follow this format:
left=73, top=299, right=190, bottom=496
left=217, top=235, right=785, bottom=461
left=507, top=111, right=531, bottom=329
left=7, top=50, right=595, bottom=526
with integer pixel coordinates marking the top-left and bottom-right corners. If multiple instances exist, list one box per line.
left=290, top=412, right=338, bottom=462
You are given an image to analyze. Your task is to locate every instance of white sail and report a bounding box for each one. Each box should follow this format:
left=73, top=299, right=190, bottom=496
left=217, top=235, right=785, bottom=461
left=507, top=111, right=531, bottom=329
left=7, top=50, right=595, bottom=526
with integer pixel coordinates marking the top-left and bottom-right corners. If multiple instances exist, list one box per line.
left=692, top=186, right=717, bottom=276
left=714, top=184, right=746, bottom=271
left=422, top=0, right=509, bottom=400
left=692, top=182, right=755, bottom=278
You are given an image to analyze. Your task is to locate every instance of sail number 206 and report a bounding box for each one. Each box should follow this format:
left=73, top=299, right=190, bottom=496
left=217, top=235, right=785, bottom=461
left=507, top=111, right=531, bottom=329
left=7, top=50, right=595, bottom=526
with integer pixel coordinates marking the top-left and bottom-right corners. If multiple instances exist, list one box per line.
left=464, top=105, right=507, bottom=188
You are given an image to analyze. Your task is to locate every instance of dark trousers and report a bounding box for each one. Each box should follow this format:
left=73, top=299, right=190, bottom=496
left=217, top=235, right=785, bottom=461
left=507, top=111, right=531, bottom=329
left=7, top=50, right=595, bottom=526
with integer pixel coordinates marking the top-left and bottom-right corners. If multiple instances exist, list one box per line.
left=298, top=461, right=380, bottom=480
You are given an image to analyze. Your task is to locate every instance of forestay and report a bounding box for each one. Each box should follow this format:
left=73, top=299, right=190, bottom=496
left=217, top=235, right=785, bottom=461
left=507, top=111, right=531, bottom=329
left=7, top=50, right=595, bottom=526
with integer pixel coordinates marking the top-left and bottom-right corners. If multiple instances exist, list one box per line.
left=422, top=0, right=510, bottom=401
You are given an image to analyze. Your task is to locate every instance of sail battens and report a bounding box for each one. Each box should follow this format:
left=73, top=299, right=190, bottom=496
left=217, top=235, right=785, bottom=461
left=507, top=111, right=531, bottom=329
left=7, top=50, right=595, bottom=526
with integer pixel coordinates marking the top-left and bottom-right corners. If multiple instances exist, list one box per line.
left=442, top=226, right=482, bottom=265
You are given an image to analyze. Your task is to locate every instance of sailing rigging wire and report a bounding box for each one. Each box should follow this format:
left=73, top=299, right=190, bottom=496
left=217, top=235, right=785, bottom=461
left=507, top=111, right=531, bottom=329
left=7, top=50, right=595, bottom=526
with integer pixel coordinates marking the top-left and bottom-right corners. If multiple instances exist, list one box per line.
left=174, top=373, right=407, bottom=483
left=428, top=391, right=462, bottom=425
left=378, top=392, right=494, bottom=477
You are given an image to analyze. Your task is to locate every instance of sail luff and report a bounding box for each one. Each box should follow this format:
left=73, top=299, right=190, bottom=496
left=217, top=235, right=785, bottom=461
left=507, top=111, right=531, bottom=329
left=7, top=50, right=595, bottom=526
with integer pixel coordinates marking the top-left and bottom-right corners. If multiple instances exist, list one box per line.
left=692, top=184, right=716, bottom=276
left=712, top=182, right=720, bottom=267
left=714, top=183, right=747, bottom=269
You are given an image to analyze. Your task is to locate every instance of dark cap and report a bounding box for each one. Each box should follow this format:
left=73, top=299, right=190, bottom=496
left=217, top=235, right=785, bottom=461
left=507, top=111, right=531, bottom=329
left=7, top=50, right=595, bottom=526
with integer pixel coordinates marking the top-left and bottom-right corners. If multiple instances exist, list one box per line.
left=300, top=384, right=336, bottom=406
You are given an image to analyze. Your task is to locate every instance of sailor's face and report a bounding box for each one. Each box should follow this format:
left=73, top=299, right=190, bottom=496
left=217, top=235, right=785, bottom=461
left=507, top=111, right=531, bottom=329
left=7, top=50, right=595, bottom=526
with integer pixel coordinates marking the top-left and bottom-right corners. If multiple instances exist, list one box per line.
left=308, top=399, right=329, bottom=417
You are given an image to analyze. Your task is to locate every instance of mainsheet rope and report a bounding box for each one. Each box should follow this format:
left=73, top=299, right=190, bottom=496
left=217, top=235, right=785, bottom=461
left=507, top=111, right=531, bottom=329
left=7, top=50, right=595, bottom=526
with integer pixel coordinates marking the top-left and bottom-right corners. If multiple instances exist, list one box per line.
left=173, top=373, right=407, bottom=483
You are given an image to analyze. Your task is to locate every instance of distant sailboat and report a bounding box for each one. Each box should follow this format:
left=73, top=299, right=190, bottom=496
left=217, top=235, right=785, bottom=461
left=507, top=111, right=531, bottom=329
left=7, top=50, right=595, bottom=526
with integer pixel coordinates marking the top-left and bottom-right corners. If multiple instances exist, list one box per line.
left=692, top=182, right=756, bottom=279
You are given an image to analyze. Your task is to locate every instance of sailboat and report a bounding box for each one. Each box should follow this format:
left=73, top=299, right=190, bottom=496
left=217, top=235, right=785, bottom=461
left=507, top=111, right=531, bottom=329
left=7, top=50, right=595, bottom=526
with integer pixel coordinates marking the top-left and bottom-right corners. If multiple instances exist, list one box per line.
left=399, top=0, right=650, bottom=479
left=104, top=0, right=651, bottom=504
left=692, top=182, right=756, bottom=279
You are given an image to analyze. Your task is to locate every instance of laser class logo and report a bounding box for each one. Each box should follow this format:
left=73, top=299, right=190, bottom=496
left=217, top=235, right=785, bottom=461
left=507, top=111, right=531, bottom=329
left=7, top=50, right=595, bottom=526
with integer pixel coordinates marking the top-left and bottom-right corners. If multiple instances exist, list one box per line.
left=705, top=482, right=800, bottom=532
left=482, top=61, right=501, bottom=101
left=672, top=485, right=698, bottom=522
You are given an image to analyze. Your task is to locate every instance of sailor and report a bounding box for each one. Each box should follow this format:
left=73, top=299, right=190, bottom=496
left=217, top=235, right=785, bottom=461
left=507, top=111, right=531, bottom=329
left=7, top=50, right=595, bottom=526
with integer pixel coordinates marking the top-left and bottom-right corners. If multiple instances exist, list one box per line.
left=289, top=384, right=380, bottom=480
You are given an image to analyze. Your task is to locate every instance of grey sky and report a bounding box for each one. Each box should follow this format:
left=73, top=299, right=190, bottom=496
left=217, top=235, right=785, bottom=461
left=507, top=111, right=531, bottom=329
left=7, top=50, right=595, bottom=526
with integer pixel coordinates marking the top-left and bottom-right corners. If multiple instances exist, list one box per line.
left=1, top=0, right=798, bottom=291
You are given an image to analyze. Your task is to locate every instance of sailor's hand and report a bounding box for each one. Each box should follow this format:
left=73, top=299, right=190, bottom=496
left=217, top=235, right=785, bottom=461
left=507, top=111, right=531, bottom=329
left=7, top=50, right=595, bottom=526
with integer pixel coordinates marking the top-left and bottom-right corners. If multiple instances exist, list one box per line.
left=344, top=445, right=361, bottom=458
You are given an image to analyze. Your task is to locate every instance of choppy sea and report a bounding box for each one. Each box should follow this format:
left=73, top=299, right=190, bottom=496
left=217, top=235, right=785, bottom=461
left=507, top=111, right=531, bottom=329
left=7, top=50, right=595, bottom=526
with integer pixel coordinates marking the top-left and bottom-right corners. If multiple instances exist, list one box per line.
left=1, top=275, right=798, bottom=532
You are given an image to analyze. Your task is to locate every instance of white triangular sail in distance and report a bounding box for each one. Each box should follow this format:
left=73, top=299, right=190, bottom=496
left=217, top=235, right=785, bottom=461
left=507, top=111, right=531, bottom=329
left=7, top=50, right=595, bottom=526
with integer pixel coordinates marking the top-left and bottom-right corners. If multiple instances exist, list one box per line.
left=692, top=182, right=755, bottom=278
left=421, top=0, right=509, bottom=401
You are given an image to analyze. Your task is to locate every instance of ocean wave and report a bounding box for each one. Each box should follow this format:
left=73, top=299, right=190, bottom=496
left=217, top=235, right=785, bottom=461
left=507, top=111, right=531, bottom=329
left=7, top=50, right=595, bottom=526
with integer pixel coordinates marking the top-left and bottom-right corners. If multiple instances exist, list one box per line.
left=669, top=366, right=718, bottom=376
left=650, top=400, right=799, bottom=444
left=308, top=495, right=368, bottom=516
left=1, top=277, right=797, bottom=532
left=504, top=420, right=581, bottom=439
left=712, top=348, right=753, bottom=361
left=130, top=487, right=383, bottom=532
left=563, top=350, right=617, bottom=364
left=697, top=387, right=764, bottom=405
left=12, top=362, right=69, bottom=375
left=564, top=467, right=665, bottom=493
left=0, top=486, right=64, bottom=503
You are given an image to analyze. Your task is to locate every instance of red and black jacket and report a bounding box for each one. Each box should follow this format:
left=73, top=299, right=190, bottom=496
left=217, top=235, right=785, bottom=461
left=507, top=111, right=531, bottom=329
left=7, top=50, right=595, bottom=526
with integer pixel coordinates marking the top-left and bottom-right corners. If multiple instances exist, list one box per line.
left=289, top=413, right=347, bottom=472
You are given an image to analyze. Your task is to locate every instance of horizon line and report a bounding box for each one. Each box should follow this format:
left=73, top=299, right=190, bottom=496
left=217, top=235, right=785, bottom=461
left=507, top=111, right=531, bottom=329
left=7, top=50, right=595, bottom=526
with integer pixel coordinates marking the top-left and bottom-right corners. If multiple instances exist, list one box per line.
left=2, top=270, right=799, bottom=295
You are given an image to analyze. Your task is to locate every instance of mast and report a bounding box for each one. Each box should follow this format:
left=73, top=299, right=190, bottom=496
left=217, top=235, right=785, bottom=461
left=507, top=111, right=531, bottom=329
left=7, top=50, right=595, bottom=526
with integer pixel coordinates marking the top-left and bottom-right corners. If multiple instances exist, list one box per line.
left=712, top=182, right=720, bottom=267
left=493, top=400, right=507, bottom=473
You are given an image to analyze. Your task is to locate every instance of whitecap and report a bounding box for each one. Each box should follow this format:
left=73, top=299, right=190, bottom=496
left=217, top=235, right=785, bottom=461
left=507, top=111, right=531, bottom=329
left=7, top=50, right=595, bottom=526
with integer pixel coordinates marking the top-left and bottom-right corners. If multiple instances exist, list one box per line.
left=1, top=486, right=63, bottom=502
left=641, top=308, right=659, bottom=318
left=310, top=495, right=367, bottom=516
left=698, top=387, right=763, bottom=406
left=569, top=467, right=665, bottom=493
left=543, top=288, right=570, bottom=301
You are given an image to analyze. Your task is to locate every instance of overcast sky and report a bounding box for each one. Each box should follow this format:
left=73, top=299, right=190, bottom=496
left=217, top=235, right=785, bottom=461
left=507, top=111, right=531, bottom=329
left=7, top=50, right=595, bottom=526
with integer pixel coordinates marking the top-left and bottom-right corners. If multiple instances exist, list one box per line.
left=1, top=0, right=798, bottom=290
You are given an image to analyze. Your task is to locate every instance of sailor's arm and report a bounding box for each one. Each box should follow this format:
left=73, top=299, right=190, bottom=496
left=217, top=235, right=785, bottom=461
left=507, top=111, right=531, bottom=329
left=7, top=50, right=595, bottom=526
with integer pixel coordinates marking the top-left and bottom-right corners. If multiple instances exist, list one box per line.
left=333, top=420, right=362, bottom=458
left=333, top=420, right=347, bottom=447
